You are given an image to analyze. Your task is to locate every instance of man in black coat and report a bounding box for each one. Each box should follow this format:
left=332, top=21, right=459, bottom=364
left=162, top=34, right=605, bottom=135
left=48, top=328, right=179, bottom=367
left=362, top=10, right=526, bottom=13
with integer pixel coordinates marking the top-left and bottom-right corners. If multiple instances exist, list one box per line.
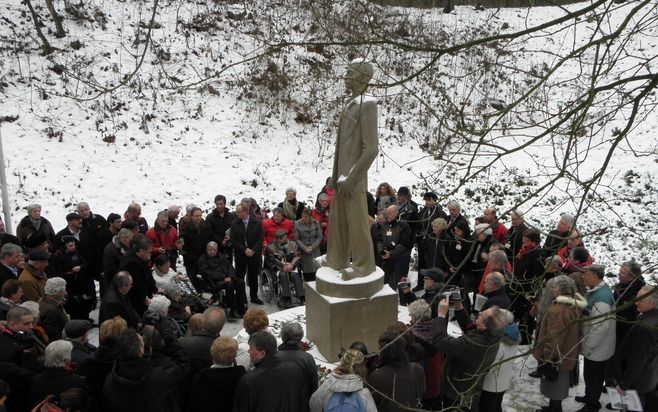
left=102, top=328, right=185, bottom=412
left=445, top=200, right=470, bottom=240
left=119, top=237, right=156, bottom=317
left=613, top=261, right=645, bottom=342
left=0, top=307, right=40, bottom=412
left=99, top=272, right=140, bottom=328
left=396, top=186, right=419, bottom=235
left=432, top=297, right=505, bottom=410
left=480, top=271, right=511, bottom=312
left=77, top=202, right=111, bottom=284
left=102, top=228, right=133, bottom=291
left=54, top=212, right=83, bottom=253
left=0, top=217, right=20, bottom=249
left=233, top=331, right=308, bottom=412
left=543, top=213, right=574, bottom=254
left=181, top=207, right=212, bottom=278
left=276, top=322, right=318, bottom=396
left=0, top=243, right=22, bottom=291
left=230, top=203, right=264, bottom=304
left=415, top=192, right=448, bottom=290
left=179, top=307, right=225, bottom=377
left=205, top=195, right=235, bottom=262
left=376, top=205, right=413, bottom=290
left=123, top=202, right=149, bottom=235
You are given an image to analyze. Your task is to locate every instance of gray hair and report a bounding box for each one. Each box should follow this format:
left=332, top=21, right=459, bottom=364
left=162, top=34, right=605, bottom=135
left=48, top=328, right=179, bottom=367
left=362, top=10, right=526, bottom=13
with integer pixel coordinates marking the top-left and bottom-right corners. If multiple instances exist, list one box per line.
left=280, top=322, right=304, bottom=345
left=285, top=187, right=297, bottom=195
left=552, top=275, right=576, bottom=297
left=484, top=307, right=507, bottom=337
left=639, top=286, right=658, bottom=306
left=317, top=193, right=329, bottom=201
left=118, top=228, right=133, bottom=240
left=545, top=255, right=564, bottom=269
left=475, top=223, right=493, bottom=236
left=431, top=218, right=447, bottom=231
left=511, top=209, right=524, bottom=220
left=113, top=272, right=132, bottom=288
left=76, top=202, right=89, bottom=211
left=487, top=271, right=506, bottom=288
left=44, top=340, right=73, bottom=368
left=185, top=203, right=196, bottom=213
left=622, top=260, right=642, bottom=278
left=162, top=282, right=182, bottom=298
left=488, top=250, right=508, bottom=266
left=167, top=205, right=180, bottom=213
left=560, top=213, right=575, bottom=227
left=206, top=241, right=219, bottom=251
left=27, top=204, right=42, bottom=214
left=408, top=299, right=431, bottom=321
left=44, top=277, right=67, bottom=296
left=1, top=243, right=22, bottom=259
left=19, top=301, right=40, bottom=319
left=156, top=211, right=168, bottom=220
left=447, top=200, right=461, bottom=212
left=148, top=295, right=170, bottom=317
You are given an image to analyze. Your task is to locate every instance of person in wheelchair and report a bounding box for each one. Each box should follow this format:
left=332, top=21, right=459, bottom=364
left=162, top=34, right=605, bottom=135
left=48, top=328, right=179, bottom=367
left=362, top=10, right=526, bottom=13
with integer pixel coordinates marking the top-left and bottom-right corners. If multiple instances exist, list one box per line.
left=266, top=229, right=305, bottom=308
left=196, top=241, right=247, bottom=319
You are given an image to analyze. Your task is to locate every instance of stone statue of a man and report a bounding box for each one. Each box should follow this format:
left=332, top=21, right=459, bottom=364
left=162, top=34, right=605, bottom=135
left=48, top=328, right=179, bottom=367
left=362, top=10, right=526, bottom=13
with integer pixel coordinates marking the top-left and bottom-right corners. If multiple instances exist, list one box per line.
left=325, top=58, right=378, bottom=280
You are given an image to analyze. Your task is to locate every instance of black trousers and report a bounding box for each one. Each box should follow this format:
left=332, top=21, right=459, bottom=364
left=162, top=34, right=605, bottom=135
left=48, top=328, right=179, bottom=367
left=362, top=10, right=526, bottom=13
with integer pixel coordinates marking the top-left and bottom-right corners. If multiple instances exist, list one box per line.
left=235, top=254, right=262, bottom=300
left=223, top=279, right=247, bottom=312
left=583, top=357, right=606, bottom=408
left=479, top=391, right=504, bottom=412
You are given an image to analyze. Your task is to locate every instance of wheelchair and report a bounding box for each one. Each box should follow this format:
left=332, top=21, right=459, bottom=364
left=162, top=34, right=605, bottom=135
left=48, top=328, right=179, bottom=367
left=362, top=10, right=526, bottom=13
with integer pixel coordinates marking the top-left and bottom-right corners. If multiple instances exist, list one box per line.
left=259, top=258, right=303, bottom=308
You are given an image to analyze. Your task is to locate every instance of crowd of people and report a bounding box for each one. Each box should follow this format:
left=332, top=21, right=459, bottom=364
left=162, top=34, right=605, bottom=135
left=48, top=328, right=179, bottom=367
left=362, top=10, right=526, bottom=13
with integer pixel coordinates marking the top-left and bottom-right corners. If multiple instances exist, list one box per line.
left=0, top=180, right=656, bottom=412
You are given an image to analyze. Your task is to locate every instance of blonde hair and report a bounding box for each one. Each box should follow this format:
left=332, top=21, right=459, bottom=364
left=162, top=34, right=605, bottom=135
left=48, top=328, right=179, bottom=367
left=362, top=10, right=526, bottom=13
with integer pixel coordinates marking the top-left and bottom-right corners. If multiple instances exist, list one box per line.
left=210, top=336, right=239, bottom=365
left=336, top=349, right=367, bottom=381
left=186, top=313, right=204, bottom=336
left=99, top=316, right=127, bottom=343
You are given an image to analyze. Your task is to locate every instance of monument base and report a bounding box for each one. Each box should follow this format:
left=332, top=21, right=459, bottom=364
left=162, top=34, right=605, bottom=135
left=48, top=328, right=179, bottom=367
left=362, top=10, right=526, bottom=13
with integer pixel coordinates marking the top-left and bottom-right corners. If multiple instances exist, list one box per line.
left=305, top=278, right=398, bottom=363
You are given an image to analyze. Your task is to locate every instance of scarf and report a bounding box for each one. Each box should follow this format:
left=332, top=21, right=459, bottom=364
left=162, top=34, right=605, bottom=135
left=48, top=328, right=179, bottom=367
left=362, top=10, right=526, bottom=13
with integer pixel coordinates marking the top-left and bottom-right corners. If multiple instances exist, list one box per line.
left=281, top=200, right=299, bottom=220
left=516, top=243, right=537, bottom=261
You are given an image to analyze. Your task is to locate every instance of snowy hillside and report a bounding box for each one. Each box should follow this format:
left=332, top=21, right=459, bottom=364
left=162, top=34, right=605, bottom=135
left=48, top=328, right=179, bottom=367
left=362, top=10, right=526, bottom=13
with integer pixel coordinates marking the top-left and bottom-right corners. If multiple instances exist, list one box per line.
left=1, top=0, right=657, bottom=276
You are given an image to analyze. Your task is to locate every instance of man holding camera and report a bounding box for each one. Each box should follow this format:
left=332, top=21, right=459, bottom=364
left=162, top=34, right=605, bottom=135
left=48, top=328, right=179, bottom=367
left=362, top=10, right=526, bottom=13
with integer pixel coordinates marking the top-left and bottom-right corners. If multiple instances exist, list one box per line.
left=399, top=267, right=446, bottom=318
left=376, top=205, right=413, bottom=290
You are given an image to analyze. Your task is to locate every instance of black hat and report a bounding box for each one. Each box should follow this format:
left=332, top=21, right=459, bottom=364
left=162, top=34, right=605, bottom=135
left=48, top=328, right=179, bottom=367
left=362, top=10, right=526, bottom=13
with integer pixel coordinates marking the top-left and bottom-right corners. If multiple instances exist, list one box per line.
left=275, top=229, right=287, bottom=238
left=25, top=232, right=48, bottom=249
left=397, top=186, right=411, bottom=196
left=66, top=212, right=82, bottom=221
left=423, top=192, right=438, bottom=200
left=61, top=235, right=76, bottom=244
left=64, top=320, right=93, bottom=339
left=28, top=249, right=50, bottom=261
left=420, top=267, right=445, bottom=283
left=107, top=213, right=121, bottom=224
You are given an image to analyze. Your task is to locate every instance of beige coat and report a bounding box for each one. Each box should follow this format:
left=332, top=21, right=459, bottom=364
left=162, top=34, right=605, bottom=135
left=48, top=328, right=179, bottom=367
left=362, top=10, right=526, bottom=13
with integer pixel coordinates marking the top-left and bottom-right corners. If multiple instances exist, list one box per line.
left=19, top=265, right=47, bottom=302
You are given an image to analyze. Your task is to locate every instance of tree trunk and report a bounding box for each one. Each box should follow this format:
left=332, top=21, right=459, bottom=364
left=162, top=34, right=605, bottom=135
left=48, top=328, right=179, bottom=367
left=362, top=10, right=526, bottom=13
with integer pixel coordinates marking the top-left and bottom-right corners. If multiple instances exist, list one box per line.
left=44, top=0, right=65, bottom=38
left=22, top=0, right=53, bottom=54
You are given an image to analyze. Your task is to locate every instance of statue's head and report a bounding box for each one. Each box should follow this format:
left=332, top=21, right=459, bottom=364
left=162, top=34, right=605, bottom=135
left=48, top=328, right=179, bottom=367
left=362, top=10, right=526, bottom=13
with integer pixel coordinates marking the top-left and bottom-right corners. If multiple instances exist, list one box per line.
left=345, top=58, right=374, bottom=95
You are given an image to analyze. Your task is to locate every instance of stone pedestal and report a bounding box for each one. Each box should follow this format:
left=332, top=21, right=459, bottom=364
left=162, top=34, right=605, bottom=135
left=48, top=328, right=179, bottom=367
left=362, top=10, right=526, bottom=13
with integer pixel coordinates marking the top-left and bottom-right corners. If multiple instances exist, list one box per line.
left=305, top=266, right=398, bottom=362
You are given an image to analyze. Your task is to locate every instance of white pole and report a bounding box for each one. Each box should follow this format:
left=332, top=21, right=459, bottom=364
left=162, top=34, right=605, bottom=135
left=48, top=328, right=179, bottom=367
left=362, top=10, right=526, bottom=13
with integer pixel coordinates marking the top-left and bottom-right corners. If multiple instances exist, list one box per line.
left=0, top=125, right=13, bottom=234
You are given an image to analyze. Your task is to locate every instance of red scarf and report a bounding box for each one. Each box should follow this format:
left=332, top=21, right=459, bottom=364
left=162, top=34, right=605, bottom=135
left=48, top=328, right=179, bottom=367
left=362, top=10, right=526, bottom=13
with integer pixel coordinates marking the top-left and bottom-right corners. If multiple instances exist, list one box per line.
left=516, top=243, right=537, bottom=261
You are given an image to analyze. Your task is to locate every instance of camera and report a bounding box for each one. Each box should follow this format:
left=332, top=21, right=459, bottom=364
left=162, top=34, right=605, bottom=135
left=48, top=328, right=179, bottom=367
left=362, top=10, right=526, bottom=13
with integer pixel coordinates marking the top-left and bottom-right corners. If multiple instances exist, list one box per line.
left=441, top=286, right=462, bottom=303
left=397, top=281, right=411, bottom=290
left=380, top=243, right=394, bottom=256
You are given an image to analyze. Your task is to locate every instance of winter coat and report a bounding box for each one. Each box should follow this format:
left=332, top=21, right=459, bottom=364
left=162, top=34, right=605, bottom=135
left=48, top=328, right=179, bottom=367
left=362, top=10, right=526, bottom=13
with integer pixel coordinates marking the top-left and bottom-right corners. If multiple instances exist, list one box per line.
left=230, top=217, right=264, bottom=258
left=0, top=326, right=41, bottom=412
left=543, top=229, right=570, bottom=254
left=309, top=373, right=377, bottom=412
left=446, top=213, right=469, bottom=239
left=0, top=263, right=19, bottom=292
left=490, top=222, right=508, bottom=244
left=178, top=329, right=216, bottom=377
left=416, top=205, right=448, bottom=242
left=233, top=356, right=308, bottom=412
left=369, top=362, right=425, bottom=412
left=119, top=251, right=157, bottom=316
left=294, top=219, right=322, bottom=273
left=79, top=213, right=111, bottom=280
left=444, top=235, right=474, bottom=286
left=481, top=287, right=511, bottom=311
left=181, top=221, right=212, bottom=268
left=375, top=195, right=395, bottom=212
left=205, top=209, right=235, bottom=255
left=102, top=236, right=127, bottom=283
left=432, top=308, right=500, bottom=403
left=153, top=267, right=177, bottom=289
left=99, top=284, right=140, bottom=328
left=19, top=264, right=47, bottom=302
left=38, top=295, right=69, bottom=342
left=145, top=225, right=179, bottom=259
left=504, top=222, right=527, bottom=258
left=581, top=281, right=616, bottom=361
left=196, top=252, right=236, bottom=284
left=424, top=231, right=450, bottom=271
left=187, top=365, right=245, bottom=412
left=512, top=246, right=545, bottom=293
left=77, top=338, right=120, bottom=403
left=16, top=215, right=56, bottom=250
left=533, top=294, right=586, bottom=371
left=277, top=342, right=319, bottom=395
left=278, top=199, right=306, bottom=221
left=102, top=356, right=185, bottom=412
left=310, top=207, right=330, bottom=245
left=482, top=324, right=520, bottom=393
left=397, top=200, right=419, bottom=235
left=262, top=216, right=294, bottom=247
left=614, top=278, right=645, bottom=340
left=28, top=367, right=88, bottom=410
left=612, top=308, right=658, bottom=394
left=376, top=219, right=413, bottom=259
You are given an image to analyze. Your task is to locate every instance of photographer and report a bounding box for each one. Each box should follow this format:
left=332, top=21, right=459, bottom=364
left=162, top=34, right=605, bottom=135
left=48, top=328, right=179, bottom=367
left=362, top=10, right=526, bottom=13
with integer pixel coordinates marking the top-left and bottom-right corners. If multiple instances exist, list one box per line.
left=399, top=267, right=446, bottom=318
left=376, top=205, right=413, bottom=290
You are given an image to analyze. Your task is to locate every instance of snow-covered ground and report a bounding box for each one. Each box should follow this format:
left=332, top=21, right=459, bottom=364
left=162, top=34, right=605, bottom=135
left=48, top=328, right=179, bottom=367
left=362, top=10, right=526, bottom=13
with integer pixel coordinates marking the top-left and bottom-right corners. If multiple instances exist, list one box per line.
left=1, top=0, right=657, bottom=410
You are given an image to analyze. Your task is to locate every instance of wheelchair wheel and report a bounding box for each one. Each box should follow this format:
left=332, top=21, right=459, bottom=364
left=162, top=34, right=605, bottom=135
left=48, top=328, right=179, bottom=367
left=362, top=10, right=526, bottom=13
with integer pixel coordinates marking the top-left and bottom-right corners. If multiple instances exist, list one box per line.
left=259, top=268, right=276, bottom=304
